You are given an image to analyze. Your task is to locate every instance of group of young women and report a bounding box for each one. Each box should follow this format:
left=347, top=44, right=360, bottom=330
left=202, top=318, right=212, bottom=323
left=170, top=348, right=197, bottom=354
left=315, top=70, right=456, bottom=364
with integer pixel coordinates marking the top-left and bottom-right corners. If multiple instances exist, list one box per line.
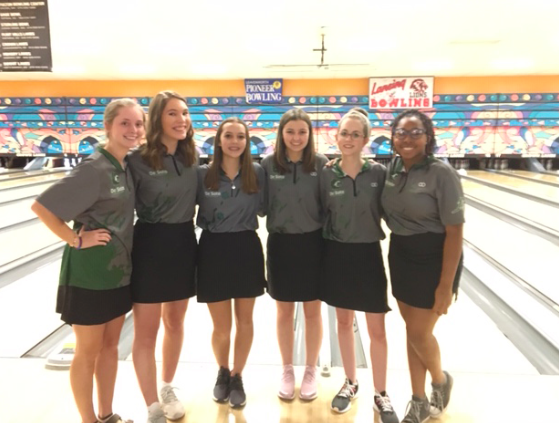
left=32, top=91, right=464, bottom=423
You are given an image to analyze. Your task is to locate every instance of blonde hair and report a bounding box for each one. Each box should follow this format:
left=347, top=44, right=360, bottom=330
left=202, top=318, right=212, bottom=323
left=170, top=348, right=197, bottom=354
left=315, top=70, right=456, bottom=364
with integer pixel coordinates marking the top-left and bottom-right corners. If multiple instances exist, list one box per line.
left=103, top=98, right=145, bottom=139
left=338, top=110, right=371, bottom=138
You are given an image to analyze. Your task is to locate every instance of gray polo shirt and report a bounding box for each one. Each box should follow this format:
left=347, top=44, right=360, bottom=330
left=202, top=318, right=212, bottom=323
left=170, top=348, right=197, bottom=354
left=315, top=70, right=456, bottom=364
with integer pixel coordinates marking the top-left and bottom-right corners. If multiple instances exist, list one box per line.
left=381, top=156, right=465, bottom=236
left=321, top=159, right=386, bottom=243
left=261, top=153, right=328, bottom=234
left=36, top=148, right=135, bottom=290
left=196, top=163, right=266, bottom=233
left=128, top=149, right=197, bottom=224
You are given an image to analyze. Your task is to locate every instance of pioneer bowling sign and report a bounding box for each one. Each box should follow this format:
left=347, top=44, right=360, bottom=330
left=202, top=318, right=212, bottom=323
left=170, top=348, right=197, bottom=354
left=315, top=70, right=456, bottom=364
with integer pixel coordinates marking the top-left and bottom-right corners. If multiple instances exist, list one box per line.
left=369, top=77, right=434, bottom=109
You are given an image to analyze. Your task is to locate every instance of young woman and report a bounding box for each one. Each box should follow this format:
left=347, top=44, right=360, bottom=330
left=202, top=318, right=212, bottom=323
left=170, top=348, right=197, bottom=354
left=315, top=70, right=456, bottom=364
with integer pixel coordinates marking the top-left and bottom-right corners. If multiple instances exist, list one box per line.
left=320, top=110, right=398, bottom=423
left=127, top=91, right=198, bottom=423
left=382, top=110, right=464, bottom=423
left=196, top=117, right=266, bottom=409
left=31, top=98, right=144, bottom=423
left=260, top=109, right=327, bottom=401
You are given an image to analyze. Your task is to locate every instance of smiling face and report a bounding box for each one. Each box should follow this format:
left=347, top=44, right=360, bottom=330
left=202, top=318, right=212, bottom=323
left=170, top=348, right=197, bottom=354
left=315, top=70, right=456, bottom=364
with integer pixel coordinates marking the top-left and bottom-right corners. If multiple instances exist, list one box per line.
left=336, top=116, right=367, bottom=157
left=161, top=97, right=191, bottom=142
left=392, top=115, right=429, bottom=166
left=218, top=122, right=248, bottom=159
left=105, top=105, right=145, bottom=151
left=282, top=119, right=310, bottom=156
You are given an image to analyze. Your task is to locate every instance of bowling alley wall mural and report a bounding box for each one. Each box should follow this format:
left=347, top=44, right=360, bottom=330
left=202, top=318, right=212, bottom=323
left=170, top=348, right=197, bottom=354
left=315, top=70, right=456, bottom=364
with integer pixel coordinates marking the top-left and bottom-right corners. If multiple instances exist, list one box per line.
left=0, top=94, right=558, bottom=158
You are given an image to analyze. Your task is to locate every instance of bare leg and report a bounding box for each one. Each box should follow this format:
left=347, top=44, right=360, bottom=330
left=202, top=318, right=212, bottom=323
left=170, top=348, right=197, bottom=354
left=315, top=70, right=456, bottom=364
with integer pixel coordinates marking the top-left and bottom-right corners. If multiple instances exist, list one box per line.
left=207, top=300, right=233, bottom=368
left=302, top=300, right=322, bottom=367
left=335, top=308, right=356, bottom=382
left=161, top=299, right=189, bottom=383
left=71, top=323, right=106, bottom=423
left=276, top=301, right=295, bottom=365
left=95, top=315, right=125, bottom=418
left=231, top=298, right=256, bottom=375
left=132, top=303, right=162, bottom=406
left=398, top=301, right=444, bottom=398
left=365, top=313, right=387, bottom=392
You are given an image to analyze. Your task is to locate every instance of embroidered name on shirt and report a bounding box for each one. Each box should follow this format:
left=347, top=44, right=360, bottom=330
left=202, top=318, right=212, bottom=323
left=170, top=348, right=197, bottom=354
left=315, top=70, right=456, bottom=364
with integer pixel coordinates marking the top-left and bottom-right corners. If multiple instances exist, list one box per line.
left=110, top=186, right=125, bottom=194
left=205, top=191, right=222, bottom=197
left=149, top=170, right=168, bottom=176
left=329, top=190, right=345, bottom=197
left=270, top=174, right=286, bottom=180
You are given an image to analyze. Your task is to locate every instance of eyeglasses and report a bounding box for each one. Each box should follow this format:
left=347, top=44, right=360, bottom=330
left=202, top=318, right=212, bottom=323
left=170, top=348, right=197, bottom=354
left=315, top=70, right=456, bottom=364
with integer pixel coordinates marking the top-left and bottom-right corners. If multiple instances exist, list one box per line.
left=394, top=128, right=427, bottom=140
left=339, top=131, right=365, bottom=140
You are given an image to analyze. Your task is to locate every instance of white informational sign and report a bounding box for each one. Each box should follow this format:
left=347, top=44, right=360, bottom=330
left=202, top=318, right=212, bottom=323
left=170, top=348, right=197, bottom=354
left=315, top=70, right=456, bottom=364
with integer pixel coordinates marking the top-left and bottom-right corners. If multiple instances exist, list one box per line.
left=369, top=77, right=434, bottom=109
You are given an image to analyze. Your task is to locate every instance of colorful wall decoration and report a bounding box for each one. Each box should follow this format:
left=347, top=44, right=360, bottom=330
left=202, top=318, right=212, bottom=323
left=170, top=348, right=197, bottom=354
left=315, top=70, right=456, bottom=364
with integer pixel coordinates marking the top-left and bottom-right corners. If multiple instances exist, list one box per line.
left=1, top=94, right=558, bottom=158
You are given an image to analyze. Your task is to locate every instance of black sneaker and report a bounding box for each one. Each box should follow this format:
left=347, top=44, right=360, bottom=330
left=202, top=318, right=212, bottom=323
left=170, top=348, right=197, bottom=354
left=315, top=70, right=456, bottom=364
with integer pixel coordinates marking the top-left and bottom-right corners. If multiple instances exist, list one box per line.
left=331, top=378, right=359, bottom=414
left=373, top=390, right=399, bottom=423
left=213, top=366, right=230, bottom=403
left=430, top=370, right=453, bottom=417
left=229, top=373, right=247, bottom=409
left=401, top=396, right=430, bottom=423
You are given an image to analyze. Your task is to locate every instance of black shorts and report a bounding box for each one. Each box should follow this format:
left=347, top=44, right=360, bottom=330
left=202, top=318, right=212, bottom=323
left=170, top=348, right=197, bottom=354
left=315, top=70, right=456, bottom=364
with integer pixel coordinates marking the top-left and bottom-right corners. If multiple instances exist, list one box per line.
left=389, top=232, right=463, bottom=309
left=56, top=284, right=131, bottom=326
left=266, top=229, right=323, bottom=302
left=131, top=221, right=197, bottom=303
left=197, top=230, right=266, bottom=303
left=320, top=239, right=390, bottom=313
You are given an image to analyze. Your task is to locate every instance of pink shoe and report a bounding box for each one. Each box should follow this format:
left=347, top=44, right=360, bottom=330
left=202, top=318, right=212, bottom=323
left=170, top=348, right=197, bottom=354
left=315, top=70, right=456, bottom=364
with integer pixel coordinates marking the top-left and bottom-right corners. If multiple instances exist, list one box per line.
left=278, top=364, right=295, bottom=400
left=299, top=365, right=318, bottom=401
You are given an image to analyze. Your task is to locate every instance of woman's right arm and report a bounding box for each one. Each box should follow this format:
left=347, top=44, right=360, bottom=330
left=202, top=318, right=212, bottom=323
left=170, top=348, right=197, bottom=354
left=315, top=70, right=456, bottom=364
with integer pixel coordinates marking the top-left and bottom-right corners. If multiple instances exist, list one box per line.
left=31, top=201, right=111, bottom=249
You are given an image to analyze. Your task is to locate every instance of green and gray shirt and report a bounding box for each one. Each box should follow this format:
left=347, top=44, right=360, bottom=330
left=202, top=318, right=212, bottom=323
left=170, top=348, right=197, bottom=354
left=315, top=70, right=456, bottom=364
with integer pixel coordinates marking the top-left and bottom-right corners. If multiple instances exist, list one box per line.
left=381, top=156, right=465, bottom=236
left=196, top=163, right=266, bottom=233
left=128, top=148, right=197, bottom=223
left=36, top=148, right=135, bottom=290
left=261, top=153, right=328, bottom=234
left=321, top=159, right=386, bottom=243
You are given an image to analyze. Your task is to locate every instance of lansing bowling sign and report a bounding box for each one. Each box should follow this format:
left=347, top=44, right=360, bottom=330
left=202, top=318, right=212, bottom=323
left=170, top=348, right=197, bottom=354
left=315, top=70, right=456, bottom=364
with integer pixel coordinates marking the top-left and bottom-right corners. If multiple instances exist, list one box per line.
left=369, top=77, right=434, bottom=109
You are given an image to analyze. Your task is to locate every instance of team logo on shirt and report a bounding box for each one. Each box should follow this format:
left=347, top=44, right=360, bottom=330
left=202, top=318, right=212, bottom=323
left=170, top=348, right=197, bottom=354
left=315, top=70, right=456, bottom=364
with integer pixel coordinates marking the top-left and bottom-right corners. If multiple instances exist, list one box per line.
left=418, top=182, right=426, bottom=187
left=332, top=179, right=343, bottom=188
left=370, top=182, right=378, bottom=187
left=310, top=172, right=317, bottom=177
left=113, top=174, right=120, bottom=183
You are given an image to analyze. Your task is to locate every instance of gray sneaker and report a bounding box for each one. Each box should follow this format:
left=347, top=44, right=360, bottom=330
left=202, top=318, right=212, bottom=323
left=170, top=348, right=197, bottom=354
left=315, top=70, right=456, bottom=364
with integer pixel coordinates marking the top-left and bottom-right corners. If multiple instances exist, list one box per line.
left=146, top=406, right=166, bottom=423
left=430, top=370, right=453, bottom=417
left=229, top=373, right=247, bottom=408
left=373, top=391, right=399, bottom=423
left=331, top=378, right=359, bottom=414
left=401, top=396, right=430, bottom=423
left=213, top=366, right=231, bottom=403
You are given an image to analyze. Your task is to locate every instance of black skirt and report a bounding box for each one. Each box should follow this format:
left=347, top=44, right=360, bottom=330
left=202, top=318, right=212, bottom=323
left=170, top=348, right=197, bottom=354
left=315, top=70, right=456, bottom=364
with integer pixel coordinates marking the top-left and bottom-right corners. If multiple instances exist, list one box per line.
left=197, top=230, right=266, bottom=303
left=389, top=232, right=463, bottom=309
left=320, top=239, right=390, bottom=313
left=266, top=229, right=323, bottom=302
left=56, top=284, right=132, bottom=326
left=131, top=221, right=197, bottom=303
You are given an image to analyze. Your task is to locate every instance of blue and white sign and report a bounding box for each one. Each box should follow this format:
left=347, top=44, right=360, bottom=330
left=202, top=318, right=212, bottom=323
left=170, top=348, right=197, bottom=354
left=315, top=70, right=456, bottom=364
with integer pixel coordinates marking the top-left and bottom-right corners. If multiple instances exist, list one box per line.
left=245, top=79, right=283, bottom=104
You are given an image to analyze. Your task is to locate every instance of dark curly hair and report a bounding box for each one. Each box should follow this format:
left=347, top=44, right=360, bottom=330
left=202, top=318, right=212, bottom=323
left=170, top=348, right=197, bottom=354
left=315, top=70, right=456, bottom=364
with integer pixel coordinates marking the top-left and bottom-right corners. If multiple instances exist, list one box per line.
left=390, top=110, right=436, bottom=155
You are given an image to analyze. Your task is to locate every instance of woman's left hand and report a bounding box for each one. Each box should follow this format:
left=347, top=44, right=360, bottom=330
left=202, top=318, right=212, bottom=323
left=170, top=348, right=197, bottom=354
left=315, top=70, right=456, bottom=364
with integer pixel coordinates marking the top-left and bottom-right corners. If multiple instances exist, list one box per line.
left=432, top=284, right=453, bottom=316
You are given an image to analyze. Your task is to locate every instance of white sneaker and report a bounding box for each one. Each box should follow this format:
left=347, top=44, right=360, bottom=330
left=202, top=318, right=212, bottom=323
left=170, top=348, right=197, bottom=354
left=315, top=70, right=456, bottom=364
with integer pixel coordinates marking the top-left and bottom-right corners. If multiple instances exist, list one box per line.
left=147, top=404, right=166, bottom=423
left=160, top=385, right=185, bottom=420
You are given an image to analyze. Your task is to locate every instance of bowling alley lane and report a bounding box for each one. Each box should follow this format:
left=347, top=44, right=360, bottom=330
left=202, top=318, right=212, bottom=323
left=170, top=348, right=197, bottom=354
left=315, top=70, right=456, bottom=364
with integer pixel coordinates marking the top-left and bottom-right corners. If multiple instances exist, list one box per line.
left=501, top=169, right=559, bottom=185
left=0, top=168, right=68, bottom=182
left=464, top=206, right=559, bottom=306
left=0, top=170, right=68, bottom=188
left=462, top=179, right=559, bottom=232
left=465, top=170, right=559, bottom=203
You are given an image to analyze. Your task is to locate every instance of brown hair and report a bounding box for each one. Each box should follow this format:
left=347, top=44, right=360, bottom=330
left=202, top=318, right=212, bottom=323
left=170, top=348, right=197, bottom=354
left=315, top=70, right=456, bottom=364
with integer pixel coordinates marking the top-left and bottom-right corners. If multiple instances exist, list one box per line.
left=273, top=109, right=316, bottom=174
left=141, top=90, right=197, bottom=170
left=205, top=117, right=259, bottom=194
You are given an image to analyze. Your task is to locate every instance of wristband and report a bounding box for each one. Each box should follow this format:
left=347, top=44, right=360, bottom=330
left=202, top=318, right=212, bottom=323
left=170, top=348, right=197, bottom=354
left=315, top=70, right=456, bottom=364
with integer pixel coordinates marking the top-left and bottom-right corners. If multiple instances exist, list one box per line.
left=76, top=236, right=82, bottom=250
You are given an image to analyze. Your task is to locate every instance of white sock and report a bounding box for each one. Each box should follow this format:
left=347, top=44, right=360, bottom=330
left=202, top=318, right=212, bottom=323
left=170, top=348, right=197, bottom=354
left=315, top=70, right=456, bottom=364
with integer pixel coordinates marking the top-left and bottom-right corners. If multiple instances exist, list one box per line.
left=148, top=402, right=161, bottom=414
left=161, top=381, right=172, bottom=389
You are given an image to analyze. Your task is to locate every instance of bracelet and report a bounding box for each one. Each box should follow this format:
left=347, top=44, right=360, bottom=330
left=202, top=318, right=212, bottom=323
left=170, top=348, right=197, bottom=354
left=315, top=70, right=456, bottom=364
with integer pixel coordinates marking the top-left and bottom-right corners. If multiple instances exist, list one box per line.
left=76, top=236, right=82, bottom=250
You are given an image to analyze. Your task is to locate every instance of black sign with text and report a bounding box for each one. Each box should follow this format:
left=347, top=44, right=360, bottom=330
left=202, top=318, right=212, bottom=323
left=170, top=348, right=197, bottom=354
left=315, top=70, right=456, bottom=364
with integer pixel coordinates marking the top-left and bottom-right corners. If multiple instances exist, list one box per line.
left=0, top=1, right=52, bottom=72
